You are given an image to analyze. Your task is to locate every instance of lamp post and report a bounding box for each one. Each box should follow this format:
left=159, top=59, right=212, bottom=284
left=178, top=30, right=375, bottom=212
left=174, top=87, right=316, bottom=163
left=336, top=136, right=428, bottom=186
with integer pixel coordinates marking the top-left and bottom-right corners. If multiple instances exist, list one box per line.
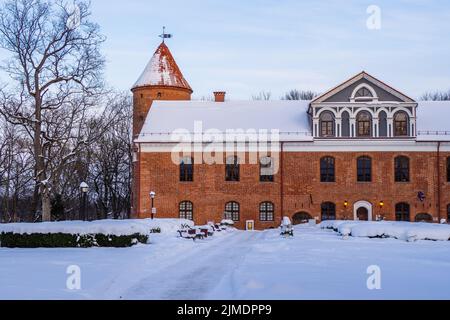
left=150, top=191, right=156, bottom=220
left=80, top=182, right=89, bottom=221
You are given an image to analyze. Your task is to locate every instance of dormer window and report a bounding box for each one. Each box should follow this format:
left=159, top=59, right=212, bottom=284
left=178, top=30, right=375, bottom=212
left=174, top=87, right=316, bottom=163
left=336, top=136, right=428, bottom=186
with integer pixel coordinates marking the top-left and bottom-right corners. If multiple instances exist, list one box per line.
left=319, top=112, right=335, bottom=137
left=394, top=111, right=409, bottom=137
left=356, top=111, right=372, bottom=137
left=350, top=84, right=378, bottom=103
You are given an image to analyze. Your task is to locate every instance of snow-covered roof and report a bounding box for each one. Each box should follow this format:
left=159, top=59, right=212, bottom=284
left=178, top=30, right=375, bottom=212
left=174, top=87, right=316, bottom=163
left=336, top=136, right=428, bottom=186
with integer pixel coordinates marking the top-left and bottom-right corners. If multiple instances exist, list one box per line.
left=133, top=42, right=192, bottom=91
left=135, top=100, right=313, bottom=143
left=416, top=101, right=450, bottom=141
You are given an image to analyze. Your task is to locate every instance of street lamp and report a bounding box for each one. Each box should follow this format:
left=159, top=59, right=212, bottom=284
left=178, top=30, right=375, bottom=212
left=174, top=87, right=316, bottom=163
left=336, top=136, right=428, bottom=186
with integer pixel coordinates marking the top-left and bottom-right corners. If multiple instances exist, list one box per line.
left=150, top=191, right=156, bottom=220
left=80, top=182, right=89, bottom=221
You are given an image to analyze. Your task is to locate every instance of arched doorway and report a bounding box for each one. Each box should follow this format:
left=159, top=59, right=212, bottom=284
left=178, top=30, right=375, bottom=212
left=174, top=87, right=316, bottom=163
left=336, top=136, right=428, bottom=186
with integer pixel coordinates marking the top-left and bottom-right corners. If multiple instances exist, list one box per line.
left=354, top=201, right=373, bottom=221
left=415, top=213, right=433, bottom=223
left=357, top=207, right=369, bottom=221
left=292, top=212, right=312, bottom=225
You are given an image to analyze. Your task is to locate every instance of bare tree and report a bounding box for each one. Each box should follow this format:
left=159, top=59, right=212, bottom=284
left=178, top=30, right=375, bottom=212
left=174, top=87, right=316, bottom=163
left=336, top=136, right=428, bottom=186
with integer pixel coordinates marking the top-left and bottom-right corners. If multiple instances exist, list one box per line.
left=283, top=89, right=319, bottom=101
left=420, top=90, right=450, bottom=101
left=252, top=91, right=272, bottom=101
left=0, top=0, right=106, bottom=221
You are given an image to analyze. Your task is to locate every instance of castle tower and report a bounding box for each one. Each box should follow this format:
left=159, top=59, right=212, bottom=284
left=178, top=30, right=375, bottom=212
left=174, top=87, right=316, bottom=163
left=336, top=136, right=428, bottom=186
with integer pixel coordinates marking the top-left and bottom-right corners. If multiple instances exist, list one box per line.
left=131, top=41, right=193, bottom=137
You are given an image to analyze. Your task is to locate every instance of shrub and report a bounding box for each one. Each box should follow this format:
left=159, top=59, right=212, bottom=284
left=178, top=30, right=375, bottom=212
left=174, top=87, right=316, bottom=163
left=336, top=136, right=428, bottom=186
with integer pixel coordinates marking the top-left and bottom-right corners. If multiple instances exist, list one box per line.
left=0, top=232, right=148, bottom=248
left=150, top=227, right=161, bottom=234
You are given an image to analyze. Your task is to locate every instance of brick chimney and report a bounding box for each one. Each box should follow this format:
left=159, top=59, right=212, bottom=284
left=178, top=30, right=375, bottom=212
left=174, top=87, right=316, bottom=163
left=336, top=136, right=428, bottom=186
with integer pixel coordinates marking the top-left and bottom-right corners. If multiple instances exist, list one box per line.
left=214, top=92, right=226, bottom=102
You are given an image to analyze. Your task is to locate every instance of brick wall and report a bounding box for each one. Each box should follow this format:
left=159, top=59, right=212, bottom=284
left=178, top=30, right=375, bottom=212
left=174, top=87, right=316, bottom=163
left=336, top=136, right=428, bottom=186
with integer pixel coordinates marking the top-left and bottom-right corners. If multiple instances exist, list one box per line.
left=135, top=150, right=450, bottom=229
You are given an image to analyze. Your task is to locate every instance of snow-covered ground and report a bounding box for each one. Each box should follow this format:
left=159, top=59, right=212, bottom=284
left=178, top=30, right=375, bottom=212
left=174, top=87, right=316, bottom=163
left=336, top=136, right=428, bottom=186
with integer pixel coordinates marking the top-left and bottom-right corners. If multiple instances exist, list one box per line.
left=1, top=220, right=450, bottom=300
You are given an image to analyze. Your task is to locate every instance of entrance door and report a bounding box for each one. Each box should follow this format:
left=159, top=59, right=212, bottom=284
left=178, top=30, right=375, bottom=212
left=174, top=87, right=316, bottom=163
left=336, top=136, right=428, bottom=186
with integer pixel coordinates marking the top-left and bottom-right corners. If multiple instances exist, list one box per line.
left=357, top=207, right=369, bottom=221
left=246, top=220, right=255, bottom=231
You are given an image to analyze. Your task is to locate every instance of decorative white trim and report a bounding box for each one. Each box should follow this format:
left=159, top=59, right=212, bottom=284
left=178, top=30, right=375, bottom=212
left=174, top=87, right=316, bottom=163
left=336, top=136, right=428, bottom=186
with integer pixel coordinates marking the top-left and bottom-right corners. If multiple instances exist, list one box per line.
left=354, top=201, right=373, bottom=221
left=350, top=83, right=379, bottom=103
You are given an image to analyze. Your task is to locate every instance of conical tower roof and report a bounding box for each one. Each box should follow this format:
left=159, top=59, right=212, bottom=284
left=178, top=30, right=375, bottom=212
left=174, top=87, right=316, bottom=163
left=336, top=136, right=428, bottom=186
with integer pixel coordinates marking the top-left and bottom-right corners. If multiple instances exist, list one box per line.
left=133, top=42, right=192, bottom=92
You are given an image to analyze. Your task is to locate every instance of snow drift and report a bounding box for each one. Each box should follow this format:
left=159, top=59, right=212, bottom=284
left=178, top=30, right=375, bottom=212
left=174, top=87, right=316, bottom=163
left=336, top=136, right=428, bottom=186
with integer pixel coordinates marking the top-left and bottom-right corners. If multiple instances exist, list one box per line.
left=320, top=220, right=450, bottom=241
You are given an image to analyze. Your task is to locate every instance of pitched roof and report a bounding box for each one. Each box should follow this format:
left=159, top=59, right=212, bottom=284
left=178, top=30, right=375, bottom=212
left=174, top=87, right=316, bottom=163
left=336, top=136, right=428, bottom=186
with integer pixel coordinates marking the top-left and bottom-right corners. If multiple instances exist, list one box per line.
left=311, top=71, right=415, bottom=104
left=133, top=42, right=193, bottom=92
left=135, top=100, right=313, bottom=143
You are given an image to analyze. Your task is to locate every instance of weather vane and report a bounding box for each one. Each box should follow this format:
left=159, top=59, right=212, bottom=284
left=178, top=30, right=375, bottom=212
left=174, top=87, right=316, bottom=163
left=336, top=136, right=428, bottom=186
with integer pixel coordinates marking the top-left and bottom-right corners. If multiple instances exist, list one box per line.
left=159, top=26, right=173, bottom=43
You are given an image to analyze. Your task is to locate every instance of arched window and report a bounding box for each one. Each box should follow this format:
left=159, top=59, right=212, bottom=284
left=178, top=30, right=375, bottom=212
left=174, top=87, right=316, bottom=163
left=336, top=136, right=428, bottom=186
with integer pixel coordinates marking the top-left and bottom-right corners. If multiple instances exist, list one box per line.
left=394, top=111, right=409, bottom=137
left=357, top=156, right=372, bottom=182
left=226, top=156, right=240, bottom=182
left=319, top=112, right=335, bottom=137
left=320, top=157, right=335, bottom=182
left=321, top=202, right=336, bottom=221
left=447, top=157, right=450, bottom=182
left=341, top=111, right=350, bottom=137
left=260, top=157, right=274, bottom=182
left=179, top=201, right=193, bottom=220
left=180, top=157, right=194, bottom=182
left=292, top=212, right=313, bottom=225
left=355, top=87, right=374, bottom=99
left=415, top=213, right=433, bottom=223
left=395, top=156, right=410, bottom=182
left=378, top=111, right=388, bottom=137
left=356, top=111, right=372, bottom=137
left=259, top=202, right=274, bottom=221
left=395, top=202, right=410, bottom=222
left=225, top=202, right=240, bottom=221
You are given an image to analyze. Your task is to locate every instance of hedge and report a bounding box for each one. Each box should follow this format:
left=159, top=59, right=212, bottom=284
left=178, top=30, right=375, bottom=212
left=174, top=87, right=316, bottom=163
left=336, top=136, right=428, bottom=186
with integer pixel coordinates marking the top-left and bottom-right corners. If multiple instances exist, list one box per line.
left=0, top=232, right=149, bottom=248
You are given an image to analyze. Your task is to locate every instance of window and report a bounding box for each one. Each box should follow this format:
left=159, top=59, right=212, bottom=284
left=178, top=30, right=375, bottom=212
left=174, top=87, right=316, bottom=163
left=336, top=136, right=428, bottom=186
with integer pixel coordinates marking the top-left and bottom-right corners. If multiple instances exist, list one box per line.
left=355, top=87, right=374, bottom=99
left=319, top=112, right=335, bottom=137
left=179, top=201, right=193, bottom=220
left=447, top=157, right=450, bottom=182
left=356, top=111, right=372, bottom=137
left=180, top=157, right=193, bottom=182
left=395, top=202, right=410, bottom=221
left=226, top=156, right=240, bottom=182
left=395, top=156, right=410, bottom=182
left=321, top=202, right=336, bottom=221
left=341, top=111, right=350, bottom=137
left=357, top=156, right=372, bottom=182
left=394, top=111, right=409, bottom=136
left=260, top=202, right=274, bottom=221
left=225, top=202, right=240, bottom=221
left=320, top=157, right=335, bottom=182
left=378, top=111, right=388, bottom=137
left=415, top=213, right=433, bottom=223
left=260, top=157, right=274, bottom=182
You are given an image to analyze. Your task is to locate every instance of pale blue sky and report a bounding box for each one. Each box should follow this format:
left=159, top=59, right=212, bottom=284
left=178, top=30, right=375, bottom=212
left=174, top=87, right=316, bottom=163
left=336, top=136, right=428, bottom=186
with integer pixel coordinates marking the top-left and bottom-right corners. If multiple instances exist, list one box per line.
left=3, top=0, right=450, bottom=99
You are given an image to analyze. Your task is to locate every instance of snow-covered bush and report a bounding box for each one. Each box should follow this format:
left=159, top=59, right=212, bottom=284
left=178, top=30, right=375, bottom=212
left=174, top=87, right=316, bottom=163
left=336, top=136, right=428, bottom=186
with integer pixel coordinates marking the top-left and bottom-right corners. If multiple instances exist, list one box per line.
left=320, top=220, right=450, bottom=242
left=0, top=232, right=148, bottom=248
left=221, top=219, right=235, bottom=227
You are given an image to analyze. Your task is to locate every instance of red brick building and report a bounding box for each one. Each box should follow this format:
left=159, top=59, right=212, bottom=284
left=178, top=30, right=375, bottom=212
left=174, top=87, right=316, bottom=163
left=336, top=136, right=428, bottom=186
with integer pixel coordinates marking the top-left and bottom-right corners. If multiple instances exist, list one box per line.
left=131, top=42, right=450, bottom=230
